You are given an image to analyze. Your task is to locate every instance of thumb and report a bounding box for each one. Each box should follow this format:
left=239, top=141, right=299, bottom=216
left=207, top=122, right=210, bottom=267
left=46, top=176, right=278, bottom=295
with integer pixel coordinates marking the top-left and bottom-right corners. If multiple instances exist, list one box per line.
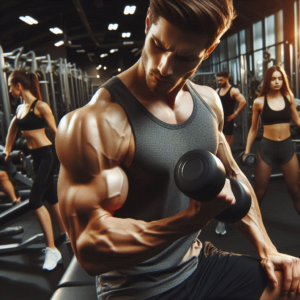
left=261, top=258, right=278, bottom=288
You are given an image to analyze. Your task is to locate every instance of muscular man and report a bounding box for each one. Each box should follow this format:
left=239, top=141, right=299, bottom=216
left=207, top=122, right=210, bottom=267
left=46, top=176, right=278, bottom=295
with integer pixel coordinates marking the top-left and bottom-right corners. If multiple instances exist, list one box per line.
left=216, top=70, right=247, bottom=146
left=56, top=1, right=300, bottom=299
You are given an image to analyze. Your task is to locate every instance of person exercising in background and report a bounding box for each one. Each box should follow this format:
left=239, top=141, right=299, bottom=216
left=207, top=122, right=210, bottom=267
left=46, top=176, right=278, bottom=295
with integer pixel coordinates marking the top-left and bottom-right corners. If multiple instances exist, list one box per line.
left=0, top=170, right=21, bottom=206
left=215, top=71, right=247, bottom=235
left=245, top=65, right=300, bottom=215
left=216, top=70, right=247, bottom=146
left=4, top=70, right=67, bottom=271
left=57, top=1, right=300, bottom=299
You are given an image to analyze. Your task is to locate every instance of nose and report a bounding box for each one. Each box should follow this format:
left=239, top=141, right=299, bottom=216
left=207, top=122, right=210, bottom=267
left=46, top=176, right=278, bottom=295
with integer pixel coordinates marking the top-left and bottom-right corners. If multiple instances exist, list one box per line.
left=157, top=52, right=173, bottom=77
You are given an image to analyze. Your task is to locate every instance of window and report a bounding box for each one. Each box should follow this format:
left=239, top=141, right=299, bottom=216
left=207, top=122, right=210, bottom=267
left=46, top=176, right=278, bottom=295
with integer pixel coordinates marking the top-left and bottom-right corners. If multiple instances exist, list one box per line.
left=253, top=21, right=263, bottom=51
left=227, top=33, right=238, bottom=59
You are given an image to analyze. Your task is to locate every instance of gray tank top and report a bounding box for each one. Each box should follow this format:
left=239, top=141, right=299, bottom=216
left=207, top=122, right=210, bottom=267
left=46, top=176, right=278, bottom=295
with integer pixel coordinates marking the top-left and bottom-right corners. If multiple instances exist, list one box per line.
left=97, top=77, right=219, bottom=300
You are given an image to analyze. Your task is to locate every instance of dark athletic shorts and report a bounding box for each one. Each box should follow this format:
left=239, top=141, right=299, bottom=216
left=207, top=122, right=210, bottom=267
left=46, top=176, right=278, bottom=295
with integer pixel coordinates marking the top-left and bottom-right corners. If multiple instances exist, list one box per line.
left=29, top=145, right=59, bottom=210
left=260, top=136, right=294, bottom=167
left=149, top=241, right=268, bottom=300
left=223, top=119, right=234, bottom=136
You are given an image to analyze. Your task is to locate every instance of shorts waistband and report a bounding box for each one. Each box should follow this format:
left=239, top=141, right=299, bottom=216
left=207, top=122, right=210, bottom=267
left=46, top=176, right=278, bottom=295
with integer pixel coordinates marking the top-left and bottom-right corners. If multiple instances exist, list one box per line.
left=261, top=136, right=292, bottom=144
left=29, top=144, right=55, bottom=156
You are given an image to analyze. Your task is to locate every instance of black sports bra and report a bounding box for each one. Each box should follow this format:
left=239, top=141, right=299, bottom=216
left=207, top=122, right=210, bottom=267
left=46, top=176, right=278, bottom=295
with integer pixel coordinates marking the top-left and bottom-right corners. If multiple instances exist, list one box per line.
left=260, top=95, right=291, bottom=126
left=16, top=99, right=46, bottom=131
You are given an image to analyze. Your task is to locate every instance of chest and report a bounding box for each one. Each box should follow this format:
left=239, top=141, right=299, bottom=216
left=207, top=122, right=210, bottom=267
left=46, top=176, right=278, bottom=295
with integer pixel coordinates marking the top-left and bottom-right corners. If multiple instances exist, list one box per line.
left=138, top=93, right=193, bottom=125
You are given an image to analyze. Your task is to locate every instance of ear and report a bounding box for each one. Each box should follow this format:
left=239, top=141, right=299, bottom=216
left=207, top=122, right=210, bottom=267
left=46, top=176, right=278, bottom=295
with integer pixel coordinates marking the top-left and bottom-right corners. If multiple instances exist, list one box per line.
left=16, top=83, right=22, bottom=90
left=203, top=40, right=220, bottom=60
left=145, top=8, right=150, bottom=35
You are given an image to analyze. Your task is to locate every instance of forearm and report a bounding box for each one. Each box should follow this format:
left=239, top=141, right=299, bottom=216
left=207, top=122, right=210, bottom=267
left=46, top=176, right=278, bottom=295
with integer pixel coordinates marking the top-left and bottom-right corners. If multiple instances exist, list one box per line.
left=4, top=126, right=18, bottom=152
left=235, top=100, right=246, bottom=115
left=217, top=136, right=277, bottom=259
left=236, top=188, right=277, bottom=259
left=245, top=127, right=258, bottom=153
left=77, top=204, right=209, bottom=276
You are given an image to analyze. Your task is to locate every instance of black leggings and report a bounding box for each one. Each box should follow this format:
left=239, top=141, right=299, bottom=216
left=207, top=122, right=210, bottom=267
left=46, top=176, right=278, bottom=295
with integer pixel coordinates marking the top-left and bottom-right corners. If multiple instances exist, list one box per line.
left=29, top=145, right=59, bottom=210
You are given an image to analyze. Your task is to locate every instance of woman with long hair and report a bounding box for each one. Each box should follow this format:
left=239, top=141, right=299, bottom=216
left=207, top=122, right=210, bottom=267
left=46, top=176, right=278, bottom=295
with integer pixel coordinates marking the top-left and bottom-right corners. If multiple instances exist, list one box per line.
left=244, top=65, right=300, bottom=215
left=4, top=70, right=67, bottom=271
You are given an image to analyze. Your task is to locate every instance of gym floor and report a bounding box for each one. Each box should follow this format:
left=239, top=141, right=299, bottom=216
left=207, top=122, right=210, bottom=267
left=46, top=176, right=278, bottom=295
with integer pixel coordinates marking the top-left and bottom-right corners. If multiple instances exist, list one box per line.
left=1, top=127, right=300, bottom=300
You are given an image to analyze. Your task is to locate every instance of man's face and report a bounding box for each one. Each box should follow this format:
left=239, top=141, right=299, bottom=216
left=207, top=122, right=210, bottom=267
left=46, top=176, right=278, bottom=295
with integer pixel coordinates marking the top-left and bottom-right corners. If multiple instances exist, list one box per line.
left=141, top=16, right=212, bottom=95
left=217, top=76, right=228, bottom=88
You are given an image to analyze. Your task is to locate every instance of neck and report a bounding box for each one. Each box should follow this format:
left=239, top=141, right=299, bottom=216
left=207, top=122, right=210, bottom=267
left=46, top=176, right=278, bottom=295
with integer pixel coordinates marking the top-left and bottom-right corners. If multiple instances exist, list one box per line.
left=21, top=90, right=36, bottom=104
left=222, top=81, right=230, bottom=90
left=267, top=89, right=282, bottom=98
left=129, top=59, right=186, bottom=109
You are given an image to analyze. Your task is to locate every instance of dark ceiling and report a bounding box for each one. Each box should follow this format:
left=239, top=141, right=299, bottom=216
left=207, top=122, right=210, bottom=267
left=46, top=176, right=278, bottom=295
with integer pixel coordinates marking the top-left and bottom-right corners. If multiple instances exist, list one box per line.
left=0, top=0, right=286, bottom=70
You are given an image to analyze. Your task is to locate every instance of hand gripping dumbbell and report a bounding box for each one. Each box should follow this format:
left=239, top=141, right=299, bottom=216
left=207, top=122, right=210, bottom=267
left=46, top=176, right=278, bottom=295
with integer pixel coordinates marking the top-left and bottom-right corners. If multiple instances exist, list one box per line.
left=239, top=151, right=258, bottom=167
left=0, top=150, right=25, bottom=165
left=174, top=149, right=251, bottom=223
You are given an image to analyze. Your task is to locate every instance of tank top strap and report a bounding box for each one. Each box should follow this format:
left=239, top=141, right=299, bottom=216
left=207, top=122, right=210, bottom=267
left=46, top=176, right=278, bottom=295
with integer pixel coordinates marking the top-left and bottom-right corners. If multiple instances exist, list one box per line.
left=29, top=99, right=39, bottom=113
left=31, top=99, right=39, bottom=109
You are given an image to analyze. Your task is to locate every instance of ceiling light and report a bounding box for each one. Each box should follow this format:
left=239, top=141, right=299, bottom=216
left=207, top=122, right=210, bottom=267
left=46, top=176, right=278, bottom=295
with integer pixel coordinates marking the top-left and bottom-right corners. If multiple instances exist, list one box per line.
left=104, top=66, right=107, bottom=70
left=124, top=5, right=136, bottom=15
left=122, top=32, right=131, bottom=38
left=19, top=16, right=38, bottom=25
left=118, top=68, right=121, bottom=72
left=123, top=41, right=134, bottom=45
left=96, top=64, right=102, bottom=70
left=54, top=40, right=64, bottom=47
left=100, top=53, right=108, bottom=58
left=108, top=23, right=118, bottom=30
left=76, top=49, right=86, bottom=53
left=97, top=75, right=100, bottom=78
left=49, top=27, right=63, bottom=34
left=110, top=49, right=119, bottom=53
left=131, top=48, right=139, bottom=53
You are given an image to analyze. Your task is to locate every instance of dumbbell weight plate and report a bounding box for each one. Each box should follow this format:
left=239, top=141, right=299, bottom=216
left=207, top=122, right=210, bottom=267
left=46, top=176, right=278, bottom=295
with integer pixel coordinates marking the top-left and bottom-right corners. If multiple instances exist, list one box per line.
left=174, top=149, right=226, bottom=201
left=244, top=153, right=258, bottom=167
left=0, top=153, right=6, bottom=165
left=239, top=151, right=245, bottom=164
left=10, top=151, right=25, bottom=165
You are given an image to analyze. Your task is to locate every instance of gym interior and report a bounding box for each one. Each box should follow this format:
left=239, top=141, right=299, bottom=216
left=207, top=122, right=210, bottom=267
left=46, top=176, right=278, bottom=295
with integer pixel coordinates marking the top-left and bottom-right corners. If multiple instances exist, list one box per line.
left=1, top=1, right=300, bottom=299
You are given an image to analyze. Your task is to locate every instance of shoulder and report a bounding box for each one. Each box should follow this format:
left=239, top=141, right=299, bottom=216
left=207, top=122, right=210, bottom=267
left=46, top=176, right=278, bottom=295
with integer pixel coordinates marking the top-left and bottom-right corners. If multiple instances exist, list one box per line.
left=56, top=88, right=132, bottom=175
left=35, top=100, right=51, bottom=113
left=230, top=87, right=240, bottom=96
left=253, top=96, right=264, bottom=109
left=285, top=93, right=295, bottom=105
left=189, top=81, right=223, bottom=125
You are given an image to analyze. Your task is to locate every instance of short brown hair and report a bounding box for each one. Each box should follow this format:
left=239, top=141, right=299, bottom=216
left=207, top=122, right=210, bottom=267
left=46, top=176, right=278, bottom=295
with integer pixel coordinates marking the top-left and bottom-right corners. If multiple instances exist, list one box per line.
left=258, top=65, right=292, bottom=97
left=217, top=70, right=229, bottom=78
left=149, top=0, right=236, bottom=47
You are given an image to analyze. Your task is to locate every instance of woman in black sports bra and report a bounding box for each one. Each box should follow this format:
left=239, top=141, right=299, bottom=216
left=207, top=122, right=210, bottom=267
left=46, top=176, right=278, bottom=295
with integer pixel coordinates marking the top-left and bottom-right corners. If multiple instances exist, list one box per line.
left=244, top=65, right=300, bottom=215
left=4, top=70, right=68, bottom=271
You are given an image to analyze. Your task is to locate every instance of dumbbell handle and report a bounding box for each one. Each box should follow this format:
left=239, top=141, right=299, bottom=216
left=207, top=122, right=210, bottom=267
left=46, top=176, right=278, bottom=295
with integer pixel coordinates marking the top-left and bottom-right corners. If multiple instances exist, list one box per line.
left=215, top=177, right=251, bottom=223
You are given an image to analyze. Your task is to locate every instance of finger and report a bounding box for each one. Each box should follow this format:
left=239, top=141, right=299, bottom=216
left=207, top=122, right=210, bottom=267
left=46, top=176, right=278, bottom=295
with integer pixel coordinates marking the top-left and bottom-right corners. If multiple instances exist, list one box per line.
left=289, top=258, right=300, bottom=296
left=261, top=258, right=278, bottom=288
left=282, top=258, right=293, bottom=295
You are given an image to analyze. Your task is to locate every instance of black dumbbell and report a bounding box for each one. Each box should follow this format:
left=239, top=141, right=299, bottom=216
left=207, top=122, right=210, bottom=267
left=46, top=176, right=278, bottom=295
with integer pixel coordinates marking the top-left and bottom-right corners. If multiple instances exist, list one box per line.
left=174, top=149, right=251, bottom=223
left=239, top=151, right=258, bottom=167
left=16, top=159, right=27, bottom=174
left=0, top=151, right=25, bottom=165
